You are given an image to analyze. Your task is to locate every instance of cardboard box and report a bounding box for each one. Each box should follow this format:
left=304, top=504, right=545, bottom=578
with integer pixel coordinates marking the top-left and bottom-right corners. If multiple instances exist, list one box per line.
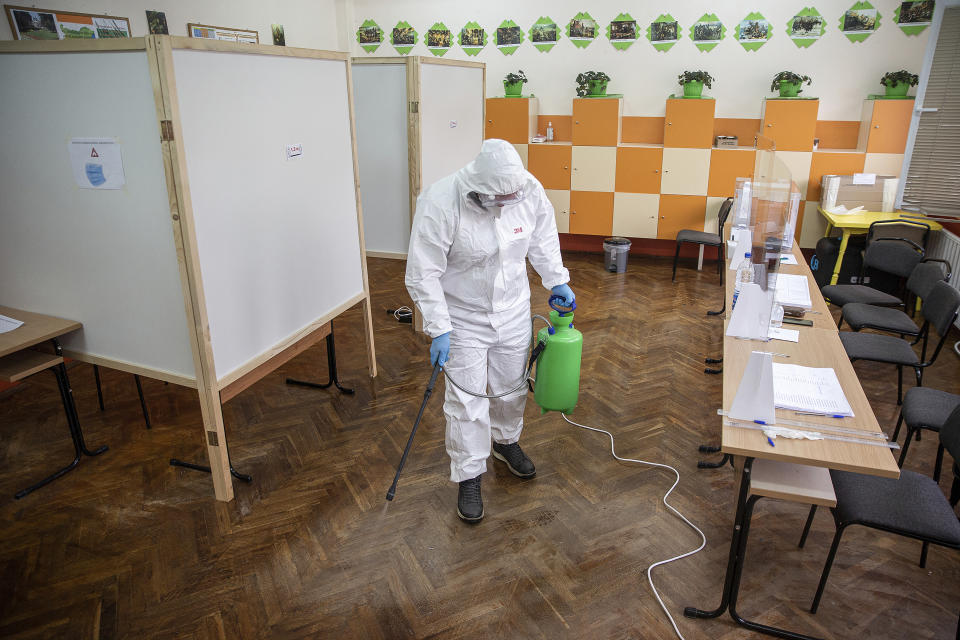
left=824, top=174, right=899, bottom=212
left=715, top=135, right=738, bottom=147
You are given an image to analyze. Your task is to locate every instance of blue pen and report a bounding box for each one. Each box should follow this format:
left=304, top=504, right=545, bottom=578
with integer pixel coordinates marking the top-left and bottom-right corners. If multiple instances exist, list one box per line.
left=767, top=436, right=776, bottom=447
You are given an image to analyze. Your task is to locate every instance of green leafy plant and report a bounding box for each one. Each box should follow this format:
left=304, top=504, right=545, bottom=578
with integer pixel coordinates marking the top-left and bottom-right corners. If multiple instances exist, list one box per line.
left=678, top=70, right=713, bottom=89
left=504, top=70, right=527, bottom=85
left=575, top=71, right=611, bottom=97
left=770, top=71, right=811, bottom=93
left=880, top=70, right=919, bottom=87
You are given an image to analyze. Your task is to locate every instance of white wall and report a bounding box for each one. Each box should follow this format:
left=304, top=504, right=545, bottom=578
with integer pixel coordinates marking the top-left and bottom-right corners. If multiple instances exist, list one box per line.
left=1, top=0, right=342, bottom=50
left=350, top=0, right=930, bottom=120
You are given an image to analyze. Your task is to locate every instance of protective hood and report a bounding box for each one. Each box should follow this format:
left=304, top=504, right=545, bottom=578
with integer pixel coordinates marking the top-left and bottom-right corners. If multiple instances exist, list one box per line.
left=457, top=139, right=527, bottom=196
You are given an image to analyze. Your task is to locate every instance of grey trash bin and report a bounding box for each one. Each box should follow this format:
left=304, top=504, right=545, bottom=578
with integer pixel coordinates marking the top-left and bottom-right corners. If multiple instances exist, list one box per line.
left=603, top=237, right=632, bottom=273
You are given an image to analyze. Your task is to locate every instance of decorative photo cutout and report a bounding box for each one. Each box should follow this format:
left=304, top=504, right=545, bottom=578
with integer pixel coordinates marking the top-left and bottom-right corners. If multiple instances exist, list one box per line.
left=736, top=12, right=771, bottom=50
left=357, top=19, right=383, bottom=53
left=392, top=21, right=417, bottom=54
left=895, top=0, right=934, bottom=35
left=647, top=14, right=680, bottom=52
left=841, top=2, right=880, bottom=42
left=459, top=21, right=487, bottom=56
left=427, top=22, right=452, bottom=56
left=568, top=12, right=598, bottom=49
left=690, top=14, right=725, bottom=52
left=496, top=20, right=524, bottom=55
left=787, top=8, right=825, bottom=48
left=608, top=13, right=637, bottom=50
left=529, top=16, right=559, bottom=52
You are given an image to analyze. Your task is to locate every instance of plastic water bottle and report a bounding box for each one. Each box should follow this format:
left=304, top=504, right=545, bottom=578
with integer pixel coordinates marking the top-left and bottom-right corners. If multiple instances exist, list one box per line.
left=732, top=253, right=753, bottom=309
left=546, top=121, right=554, bottom=142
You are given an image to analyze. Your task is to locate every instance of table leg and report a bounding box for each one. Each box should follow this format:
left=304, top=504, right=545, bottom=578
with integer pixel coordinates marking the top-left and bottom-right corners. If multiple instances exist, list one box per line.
left=285, top=329, right=354, bottom=395
left=828, top=230, right=851, bottom=286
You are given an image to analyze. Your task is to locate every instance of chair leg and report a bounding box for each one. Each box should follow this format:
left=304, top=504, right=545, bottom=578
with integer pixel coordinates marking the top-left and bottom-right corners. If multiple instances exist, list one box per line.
left=915, top=366, right=923, bottom=389
left=897, top=365, right=903, bottom=405
left=892, top=411, right=905, bottom=442
left=934, top=444, right=945, bottom=483
left=837, top=315, right=844, bottom=330
left=811, top=524, right=847, bottom=614
left=950, top=463, right=960, bottom=508
left=672, top=242, right=681, bottom=282
left=920, top=541, right=930, bottom=569
left=897, top=427, right=916, bottom=468
left=798, top=504, right=818, bottom=548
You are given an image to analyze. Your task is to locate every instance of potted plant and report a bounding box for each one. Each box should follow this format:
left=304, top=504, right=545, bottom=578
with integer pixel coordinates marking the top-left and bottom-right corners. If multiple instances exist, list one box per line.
left=576, top=71, right=611, bottom=98
left=678, top=70, right=713, bottom=98
left=880, top=70, right=919, bottom=97
left=504, top=70, right=527, bottom=97
left=770, top=71, right=811, bottom=97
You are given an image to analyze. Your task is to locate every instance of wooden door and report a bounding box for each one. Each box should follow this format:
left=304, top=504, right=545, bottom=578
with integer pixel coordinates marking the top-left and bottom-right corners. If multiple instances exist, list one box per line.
left=615, top=146, right=663, bottom=193
left=657, top=195, right=707, bottom=240
left=761, top=100, right=819, bottom=151
left=569, top=191, right=614, bottom=235
left=529, top=144, right=572, bottom=190
left=663, top=99, right=715, bottom=148
left=485, top=98, right=529, bottom=143
left=572, top=99, right=621, bottom=146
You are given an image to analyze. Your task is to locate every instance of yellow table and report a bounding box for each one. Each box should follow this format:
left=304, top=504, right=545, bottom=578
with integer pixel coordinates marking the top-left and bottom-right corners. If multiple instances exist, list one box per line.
left=818, top=207, right=942, bottom=286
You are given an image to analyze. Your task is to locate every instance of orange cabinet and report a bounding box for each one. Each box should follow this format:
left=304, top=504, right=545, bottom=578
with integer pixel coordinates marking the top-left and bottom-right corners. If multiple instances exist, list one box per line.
left=569, top=191, right=614, bottom=236
left=572, top=98, right=622, bottom=146
left=663, top=98, right=716, bottom=148
left=860, top=99, right=913, bottom=154
left=528, top=144, right=572, bottom=190
left=485, top=97, right=538, bottom=144
left=761, top=99, right=819, bottom=151
left=707, top=149, right=756, bottom=197
left=615, top=146, right=663, bottom=193
left=657, top=195, right=707, bottom=240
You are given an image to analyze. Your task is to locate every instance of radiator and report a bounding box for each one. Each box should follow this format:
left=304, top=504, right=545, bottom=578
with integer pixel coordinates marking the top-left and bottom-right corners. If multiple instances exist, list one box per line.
left=927, top=229, right=960, bottom=329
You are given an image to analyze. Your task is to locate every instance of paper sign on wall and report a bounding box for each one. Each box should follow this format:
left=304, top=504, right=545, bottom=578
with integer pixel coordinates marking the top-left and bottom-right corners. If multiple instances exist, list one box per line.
left=286, top=143, right=303, bottom=160
left=69, top=138, right=124, bottom=189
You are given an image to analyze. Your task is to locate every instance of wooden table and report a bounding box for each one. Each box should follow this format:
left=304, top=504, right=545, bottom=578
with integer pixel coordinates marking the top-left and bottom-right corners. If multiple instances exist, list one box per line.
left=817, top=208, right=943, bottom=286
left=0, top=306, right=108, bottom=499
left=685, top=239, right=900, bottom=639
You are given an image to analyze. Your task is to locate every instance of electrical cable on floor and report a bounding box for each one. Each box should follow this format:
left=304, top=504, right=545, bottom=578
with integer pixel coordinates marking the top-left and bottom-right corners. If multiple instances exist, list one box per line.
left=560, top=413, right=706, bottom=640
left=392, top=306, right=413, bottom=322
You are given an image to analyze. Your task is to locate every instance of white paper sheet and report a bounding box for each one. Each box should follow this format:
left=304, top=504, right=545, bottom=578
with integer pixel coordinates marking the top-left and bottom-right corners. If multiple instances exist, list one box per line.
left=0, top=314, right=24, bottom=334
left=779, top=253, right=799, bottom=265
left=852, top=173, right=876, bottom=185
left=775, top=273, right=812, bottom=309
left=768, top=327, right=800, bottom=342
left=772, top=363, right=854, bottom=417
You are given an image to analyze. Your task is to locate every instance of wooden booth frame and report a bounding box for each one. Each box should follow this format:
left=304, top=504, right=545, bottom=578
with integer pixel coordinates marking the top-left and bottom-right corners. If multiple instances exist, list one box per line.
left=4, top=4, right=131, bottom=40
left=0, top=36, right=377, bottom=502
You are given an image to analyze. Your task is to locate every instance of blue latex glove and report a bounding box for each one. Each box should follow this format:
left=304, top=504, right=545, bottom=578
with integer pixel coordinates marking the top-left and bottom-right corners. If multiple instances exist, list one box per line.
left=430, top=331, right=451, bottom=367
left=551, top=284, right=576, bottom=307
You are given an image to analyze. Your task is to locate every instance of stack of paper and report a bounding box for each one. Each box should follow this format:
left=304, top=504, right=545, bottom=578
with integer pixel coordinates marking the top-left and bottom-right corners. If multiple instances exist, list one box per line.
left=772, top=363, right=854, bottom=417
left=0, top=314, right=24, bottom=334
left=775, top=274, right=812, bottom=310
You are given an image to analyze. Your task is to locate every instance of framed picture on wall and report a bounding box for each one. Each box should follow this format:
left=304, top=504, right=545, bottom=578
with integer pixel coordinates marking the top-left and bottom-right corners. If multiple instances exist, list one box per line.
left=5, top=5, right=131, bottom=40
left=187, top=22, right=259, bottom=43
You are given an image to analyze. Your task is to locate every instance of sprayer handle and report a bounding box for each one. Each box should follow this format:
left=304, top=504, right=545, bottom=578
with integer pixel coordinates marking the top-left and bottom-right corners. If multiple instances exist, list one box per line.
left=549, top=295, right=577, bottom=315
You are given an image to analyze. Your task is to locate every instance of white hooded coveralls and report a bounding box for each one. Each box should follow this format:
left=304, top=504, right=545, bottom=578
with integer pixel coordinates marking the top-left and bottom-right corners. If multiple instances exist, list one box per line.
left=405, top=140, right=569, bottom=482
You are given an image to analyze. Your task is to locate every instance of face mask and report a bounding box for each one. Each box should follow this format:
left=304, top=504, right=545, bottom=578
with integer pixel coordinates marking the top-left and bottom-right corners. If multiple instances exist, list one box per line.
left=473, top=189, right=525, bottom=208
left=85, top=163, right=106, bottom=187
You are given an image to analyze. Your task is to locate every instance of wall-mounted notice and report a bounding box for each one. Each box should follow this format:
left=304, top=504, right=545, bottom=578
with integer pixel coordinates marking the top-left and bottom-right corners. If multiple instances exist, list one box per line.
left=647, top=14, right=681, bottom=52
left=608, top=13, right=638, bottom=50
left=567, top=12, right=598, bottom=49
left=690, top=13, right=725, bottom=52
left=391, top=20, right=416, bottom=54
left=496, top=19, right=524, bottom=55
left=285, top=143, right=302, bottom=160
left=188, top=22, right=258, bottom=43
left=840, top=1, right=880, bottom=42
left=69, top=138, right=125, bottom=190
left=895, top=0, right=933, bottom=36
left=736, top=12, right=771, bottom=51
left=5, top=5, right=131, bottom=40
left=427, top=22, right=451, bottom=56
left=787, top=8, right=826, bottom=48
left=459, top=21, right=486, bottom=55
left=529, top=16, right=559, bottom=52
left=356, top=18, right=383, bottom=53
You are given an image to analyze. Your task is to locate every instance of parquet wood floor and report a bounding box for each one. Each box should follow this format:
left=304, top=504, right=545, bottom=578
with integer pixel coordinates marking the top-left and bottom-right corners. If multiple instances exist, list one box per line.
left=1, top=254, right=958, bottom=639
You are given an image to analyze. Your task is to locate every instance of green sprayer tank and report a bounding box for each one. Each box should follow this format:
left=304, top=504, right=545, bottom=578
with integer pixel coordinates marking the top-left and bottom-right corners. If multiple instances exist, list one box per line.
left=534, top=299, right=583, bottom=414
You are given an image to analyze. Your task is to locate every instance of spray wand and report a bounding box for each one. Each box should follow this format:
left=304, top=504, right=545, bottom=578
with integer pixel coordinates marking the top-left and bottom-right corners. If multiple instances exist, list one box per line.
left=385, top=362, right=443, bottom=501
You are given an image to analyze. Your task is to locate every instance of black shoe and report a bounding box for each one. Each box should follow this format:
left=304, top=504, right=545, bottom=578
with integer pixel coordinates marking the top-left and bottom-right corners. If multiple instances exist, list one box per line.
left=457, top=476, right=484, bottom=522
left=492, top=442, right=536, bottom=478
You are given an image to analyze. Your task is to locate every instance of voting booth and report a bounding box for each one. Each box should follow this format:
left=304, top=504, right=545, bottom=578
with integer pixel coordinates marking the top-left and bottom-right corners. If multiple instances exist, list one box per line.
left=0, top=36, right=376, bottom=502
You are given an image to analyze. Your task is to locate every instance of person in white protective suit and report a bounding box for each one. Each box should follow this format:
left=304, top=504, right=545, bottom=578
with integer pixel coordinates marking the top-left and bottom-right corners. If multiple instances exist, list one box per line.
left=405, top=139, right=575, bottom=523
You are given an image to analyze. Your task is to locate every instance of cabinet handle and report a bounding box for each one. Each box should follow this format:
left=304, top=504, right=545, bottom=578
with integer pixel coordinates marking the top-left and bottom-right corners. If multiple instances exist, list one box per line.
left=563, top=166, right=568, bottom=170
left=874, top=125, right=880, bottom=129
left=661, top=216, right=665, bottom=219
left=575, top=120, right=580, bottom=124
left=488, top=119, right=492, bottom=123
left=767, top=124, right=773, bottom=127
left=654, top=169, right=659, bottom=173
left=667, top=121, right=672, bottom=126
left=570, top=210, right=576, bottom=215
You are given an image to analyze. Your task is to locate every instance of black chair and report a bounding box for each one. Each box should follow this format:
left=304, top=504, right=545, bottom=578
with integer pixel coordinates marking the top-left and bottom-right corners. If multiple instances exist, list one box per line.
left=821, top=236, right=924, bottom=308
left=839, top=280, right=960, bottom=404
left=798, top=405, right=960, bottom=618
left=892, top=387, right=960, bottom=473
left=839, top=258, right=952, bottom=334
left=866, top=218, right=931, bottom=252
left=940, top=408, right=960, bottom=508
left=672, top=197, right=732, bottom=282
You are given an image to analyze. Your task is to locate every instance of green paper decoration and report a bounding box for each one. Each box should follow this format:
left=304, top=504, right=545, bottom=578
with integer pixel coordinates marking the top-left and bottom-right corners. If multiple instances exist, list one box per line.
left=607, top=13, right=638, bottom=50
left=496, top=19, right=524, bottom=55
left=895, top=1, right=934, bottom=36
left=426, top=22, right=452, bottom=56
left=786, top=8, right=825, bottom=48
left=390, top=21, right=417, bottom=55
left=529, top=16, right=559, bottom=52
left=567, top=12, right=598, bottom=49
left=458, top=21, right=487, bottom=56
left=646, top=14, right=681, bottom=52
left=690, top=13, right=725, bottom=52
left=840, top=2, right=880, bottom=42
left=735, top=12, right=771, bottom=51
left=356, top=19, right=383, bottom=53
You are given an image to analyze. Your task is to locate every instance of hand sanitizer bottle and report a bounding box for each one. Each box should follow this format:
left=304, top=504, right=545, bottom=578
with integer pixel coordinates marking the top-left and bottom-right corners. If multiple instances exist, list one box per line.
left=546, top=121, right=554, bottom=142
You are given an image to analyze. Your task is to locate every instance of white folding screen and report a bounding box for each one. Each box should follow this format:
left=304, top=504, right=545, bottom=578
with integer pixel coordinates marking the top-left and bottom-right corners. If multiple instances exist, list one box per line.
left=419, top=63, right=485, bottom=191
